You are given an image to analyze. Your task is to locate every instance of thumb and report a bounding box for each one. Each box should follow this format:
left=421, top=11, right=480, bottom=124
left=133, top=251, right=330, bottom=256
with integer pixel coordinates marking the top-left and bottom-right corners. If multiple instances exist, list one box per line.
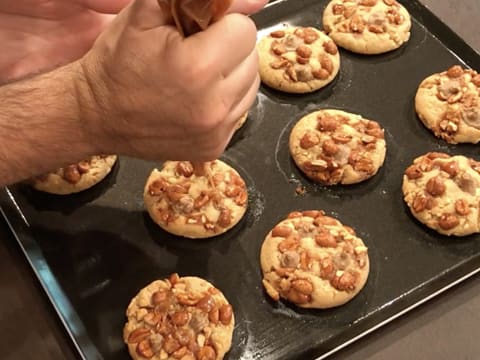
left=122, top=0, right=174, bottom=30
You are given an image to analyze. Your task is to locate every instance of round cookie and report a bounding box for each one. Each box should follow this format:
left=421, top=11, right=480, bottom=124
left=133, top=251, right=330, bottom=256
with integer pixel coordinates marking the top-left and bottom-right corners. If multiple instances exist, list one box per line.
left=257, top=26, right=340, bottom=93
left=124, top=274, right=234, bottom=360
left=415, top=65, right=480, bottom=144
left=402, top=152, right=480, bottom=236
left=322, top=0, right=411, bottom=54
left=289, top=109, right=386, bottom=185
left=260, top=210, right=369, bottom=309
left=30, top=155, right=117, bottom=195
left=144, top=160, right=248, bottom=239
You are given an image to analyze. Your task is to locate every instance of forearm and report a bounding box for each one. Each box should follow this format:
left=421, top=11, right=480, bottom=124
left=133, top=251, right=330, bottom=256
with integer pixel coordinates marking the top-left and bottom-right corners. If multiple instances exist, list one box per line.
left=0, top=62, right=97, bottom=187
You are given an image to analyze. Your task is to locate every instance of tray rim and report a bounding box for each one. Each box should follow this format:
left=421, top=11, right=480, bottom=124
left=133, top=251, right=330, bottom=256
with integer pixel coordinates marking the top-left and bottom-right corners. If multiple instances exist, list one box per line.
left=2, top=1, right=480, bottom=359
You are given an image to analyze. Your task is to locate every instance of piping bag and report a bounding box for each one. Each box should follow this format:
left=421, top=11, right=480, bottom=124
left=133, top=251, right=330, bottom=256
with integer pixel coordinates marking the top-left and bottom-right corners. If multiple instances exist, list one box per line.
left=157, top=0, right=233, bottom=176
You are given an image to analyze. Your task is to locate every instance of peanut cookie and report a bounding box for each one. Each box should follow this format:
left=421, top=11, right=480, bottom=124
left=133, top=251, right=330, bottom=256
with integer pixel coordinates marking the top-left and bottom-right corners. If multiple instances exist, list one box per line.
left=124, top=274, right=234, bottom=360
left=235, top=112, right=248, bottom=130
left=415, top=65, right=480, bottom=144
left=403, top=152, right=480, bottom=236
left=260, top=210, right=369, bottom=309
left=289, top=109, right=386, bottom=185
left=30, top=155, right=117, bottom=195
left=144, top=161, right=248, bottom=239
left=322, top=0, right=411, bottom=54
left=257, top=26, right=340, bottom=93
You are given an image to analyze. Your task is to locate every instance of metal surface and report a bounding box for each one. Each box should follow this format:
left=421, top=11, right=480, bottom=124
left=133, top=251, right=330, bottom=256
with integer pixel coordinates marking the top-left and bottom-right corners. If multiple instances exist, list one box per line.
left=1, top=0, right=480, bottom=359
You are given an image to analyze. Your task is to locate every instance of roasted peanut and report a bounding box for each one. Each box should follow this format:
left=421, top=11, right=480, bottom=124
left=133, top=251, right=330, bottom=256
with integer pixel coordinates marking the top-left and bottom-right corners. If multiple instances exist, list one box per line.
left=312, top=68, right=330, bottom=80
left=350, top=15, right=365, bottom=33
left=300, top=132, right=320, bottom=149
left=194, top=192, right=210, bottom=209
left=176, top=162, right=194, bottom=177
left=197, top=346, right=216, bottom=360
left=302, top=210, right=322, bottom=218
left=164, top=334, right=182, bottom=354
left=313, top=215, right=338, bottom=226
left=174, top=328, right=194, bottom=346
left=286, top=289, right=311, bottom=304
left=143, top=312, right=162, bottom=327
left=278, top=236, right=299, bottom=252
left=128, top=327, right=151, bottom=344
left=172, top=346, right=188, bottom=359
left=171, top=311, right=189, bottom=326
left=320, top=55, right=334, bottom=74
left=219, top=304, right=233, bottom=325
left=302, top=28, right=319, bottom=44
left=405, top=165, right=423, bottom=179
left=446, top=65, right=464, bottom=78
left=383, top=0, right=397, bottom=5
left=296, top=45, right=312, bottom=58
left=196, top=295, right=215, bottom=313
left=426, top=176, right=446, bottom=196
left=315, top=231, right=337, bottom=248
left=77, top=160, right=90, bottom=174
left=63, top=165, right=81, bottom=184
left=332, top=134, right=352, bottom=144
left=323, top=40, right=338, bottom=55
left=235, top=190, right=248, bottom=206
left=270, top=59, right=289, bottom=69
left=291, top=279, right=314, bottom=295
left=332, top=3, right=344, bottom=15
left=270, top=30, right=285, bottom=38
left=151, top=290, right=169, bottom=305
left=322, top=139, right=338, bottom=155
left=272, top=41, right=287, bottom=55
left=217, top=208, right=232, bottom=228
left=166, top=184, right=188, bottom=201
left=438, top=213, right=459, bottom=230
left=439, top=161, right=459, bottom=177
left=272, top=225, right=293, bottom=238
left=331, top=271, right=357, bottom=292
left=136, top=339, right=154, bottom=358
left=472, top=74, right=480, bottom=87
left=360, top=0, right=377, bottom=6
left=455, top=199, right=471, bottom=216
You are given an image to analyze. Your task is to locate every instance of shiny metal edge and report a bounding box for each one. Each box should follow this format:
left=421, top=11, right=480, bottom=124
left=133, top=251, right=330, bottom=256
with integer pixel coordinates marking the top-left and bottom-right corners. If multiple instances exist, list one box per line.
left=0, top=193, right=100, bottom=360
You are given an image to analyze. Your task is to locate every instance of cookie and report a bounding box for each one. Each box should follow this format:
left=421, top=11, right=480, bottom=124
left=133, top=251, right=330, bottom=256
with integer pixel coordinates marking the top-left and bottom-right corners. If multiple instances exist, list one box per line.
left=415, top=65, right=480, bottom=144
left=322, top=0, right=411, bottom=54
left=30, top=155, right=117, bottom=195
left=403, top=152, right=480, bottom=236
left=260, top=210, right=369, bottom=309
left=124, top=274, right=234, bottom=360
left=235, top=112, right=248, bottom=130
left=289, top=109, right=386, bottom=185
left=144, top=160, right=248, bottom=239
left=257, top=26, right=340, bottom=93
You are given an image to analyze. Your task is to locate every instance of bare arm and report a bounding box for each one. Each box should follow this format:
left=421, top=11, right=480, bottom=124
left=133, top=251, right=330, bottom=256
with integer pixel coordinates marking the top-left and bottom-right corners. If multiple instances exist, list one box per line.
left=0, top=63, right=95, bottom=186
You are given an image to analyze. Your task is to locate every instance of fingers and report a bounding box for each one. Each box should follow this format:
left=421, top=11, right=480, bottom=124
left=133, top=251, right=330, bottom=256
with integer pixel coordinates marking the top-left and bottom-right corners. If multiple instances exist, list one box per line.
left=220, top=48, right=259, bottom=112
left=228, top=0, right=269, bottom=14
left=76, top=0, right=132, bottom=13
left=122, top=0, right=174, bottom=30
left=184, top=13, right=257, bottom=77
left=225, top=73, right=260, bottom=127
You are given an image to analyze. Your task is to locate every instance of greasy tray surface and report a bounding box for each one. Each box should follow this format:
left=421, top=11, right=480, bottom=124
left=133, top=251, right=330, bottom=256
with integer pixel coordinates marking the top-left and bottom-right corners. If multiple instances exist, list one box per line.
left=2, top=0, right=480, bottom=359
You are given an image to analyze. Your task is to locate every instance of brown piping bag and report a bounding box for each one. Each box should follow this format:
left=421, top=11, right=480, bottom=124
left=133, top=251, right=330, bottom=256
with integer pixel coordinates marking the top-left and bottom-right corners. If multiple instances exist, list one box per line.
left=157, top=0, right=233, bottom=36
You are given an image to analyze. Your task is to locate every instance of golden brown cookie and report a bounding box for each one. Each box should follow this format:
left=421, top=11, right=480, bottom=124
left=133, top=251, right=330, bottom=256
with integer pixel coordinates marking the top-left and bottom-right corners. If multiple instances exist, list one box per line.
left=322, top=0, right=411, bottom=54
left=260, top=210, right=369, bottom=309
left=415, top=65, right=480, bottom=144
left=257, top=26, right=340, bottom=93
left=289, top=109, right=386, bottom=185
left=402, top=152, right=480, bottom=236
left=124, top=274, right=234, bottom=360
left=30, top=155, right=117, bottom=195
left=144, top=161, right=248, bottom=239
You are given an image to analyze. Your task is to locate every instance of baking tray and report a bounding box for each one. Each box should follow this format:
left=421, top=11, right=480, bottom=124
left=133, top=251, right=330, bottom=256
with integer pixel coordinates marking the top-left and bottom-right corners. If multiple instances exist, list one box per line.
left=2, top=0, right=480, bottom=359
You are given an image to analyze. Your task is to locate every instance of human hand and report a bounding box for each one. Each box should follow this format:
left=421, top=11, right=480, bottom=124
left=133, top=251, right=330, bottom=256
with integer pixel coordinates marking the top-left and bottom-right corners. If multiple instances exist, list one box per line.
left=77, top=0, right=266, bottom=162
left=0, top=0, right=131, bottom=82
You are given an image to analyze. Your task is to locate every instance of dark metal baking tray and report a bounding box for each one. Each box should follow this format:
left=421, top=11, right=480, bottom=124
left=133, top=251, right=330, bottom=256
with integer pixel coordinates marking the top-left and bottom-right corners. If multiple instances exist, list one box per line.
left=2, top=0, right=480, bottom=359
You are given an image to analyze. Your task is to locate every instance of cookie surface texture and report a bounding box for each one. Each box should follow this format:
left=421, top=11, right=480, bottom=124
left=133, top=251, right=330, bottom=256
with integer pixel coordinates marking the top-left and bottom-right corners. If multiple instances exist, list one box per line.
left=257, top=26, right=340, bottom=93
left=30, top=155, right=117, bottom=195
left=322, top=0, right=411, bottom=54
left=260, top=210, right=370, bottom=309
left=124, top=274, right=234, bottom=360
left=403, top=152, right=480, bottom=236
left=289, top=109, right=386, bottom=185
left=415, top=65, right=480, bottom=144
left=144, top=160, right=248, bottom=239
